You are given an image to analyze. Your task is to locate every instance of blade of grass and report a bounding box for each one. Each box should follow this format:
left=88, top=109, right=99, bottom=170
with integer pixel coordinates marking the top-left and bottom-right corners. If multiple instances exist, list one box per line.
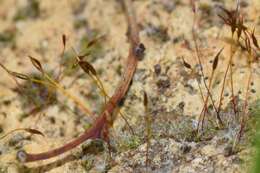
left=0, top=128, right=44, bottom=140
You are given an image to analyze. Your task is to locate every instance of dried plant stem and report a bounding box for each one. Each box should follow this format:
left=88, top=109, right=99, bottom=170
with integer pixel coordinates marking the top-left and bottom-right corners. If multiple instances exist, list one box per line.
left=0, top=128, right=41, bottom=140
left=217, top=38, right=237, bottom=116
left=144, top=92, right=151, bottom=170
left=233, top=61, right=253, bottom=149
left=73, top=48, right=108, bottom=104
left=197, top=79, right=205, bottom=104
left=44, top=74, right=93, bottom=116
left=200, top=69, right=223, bottom=129
left=0, top=63, right=23, bottom=90
left=17, top=0, right=142, bottom=163
left=229, top=45, right=237, bottom=116
left=0, top=65, right=93, bottom=117
left=217, top=63, right=230, bottom=115
left=80, top=61, right=135, bottom=135
left=192, top=29, right=219, bottom=131
left=191, top=9, right=220, bottom=131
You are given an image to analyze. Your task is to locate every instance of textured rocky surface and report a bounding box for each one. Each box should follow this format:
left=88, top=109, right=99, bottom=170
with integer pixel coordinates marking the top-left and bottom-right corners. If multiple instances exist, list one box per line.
left=0, top=0, right=259, bottom=172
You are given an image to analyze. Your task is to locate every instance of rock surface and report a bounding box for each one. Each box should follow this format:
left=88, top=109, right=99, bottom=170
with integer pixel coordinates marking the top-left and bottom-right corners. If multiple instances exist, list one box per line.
left=0, top=0, right=259, bottom=172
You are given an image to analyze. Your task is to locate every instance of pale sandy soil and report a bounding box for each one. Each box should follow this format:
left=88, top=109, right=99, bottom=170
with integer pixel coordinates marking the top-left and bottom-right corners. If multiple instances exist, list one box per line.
left=0, top=0, right=259, bottom=173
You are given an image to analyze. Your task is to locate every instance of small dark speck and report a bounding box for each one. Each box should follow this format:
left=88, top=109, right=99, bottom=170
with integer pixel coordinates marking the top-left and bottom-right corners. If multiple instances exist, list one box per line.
left=251, top=89, right=256, bottom=93
left=250, top=82, right=254, bottom=86
left=173, top=37, right=180, bottom=43
left=224, top=92, right=229, bottom=97
left=118, top=97, right=126, bottom=107
left=178, top=101, right=185, bottom=112
left=180, top=144, right=191, bottom=154
left=216, top=81, right=221, bottom=85
left=8, top=134, right=24, bottom=147
left=59, top=127, right=65, bottom=137
left=0, top=125, right=3, bottom=133
left=204, top=76, right=209, bottom=80
left=157, top=79, right=170, bottom=89
left=154, top=64, right=161, bottom=75
left=134, top=43, right=145, bottom=60
left=3, top=100, right=11, bottom=106
left=184, top=84, right=196, bottom=95
left=224, top=146, right=235, bottom=157
left=209, top=60, right=213, bottom=63
left=238, top=90, right=242, bottom=94
left=49, top=117, right=56, bottom=124
left=156, top=76, right=171, bottom=92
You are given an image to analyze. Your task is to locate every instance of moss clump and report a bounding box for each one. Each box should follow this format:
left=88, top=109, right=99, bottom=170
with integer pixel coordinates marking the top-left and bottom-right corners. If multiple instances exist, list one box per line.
left=119, top=135, right=142, bottom=151
left=16, top=72, right=57, bottom=120
left=81, top=158, right=94, bottom=172
left=82, top=140, right=105, bottom=155
left=249, top=100, right=260, bottom=173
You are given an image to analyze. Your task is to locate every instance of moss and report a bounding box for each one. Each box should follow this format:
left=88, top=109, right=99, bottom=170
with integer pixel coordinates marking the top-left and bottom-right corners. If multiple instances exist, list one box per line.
left=82, top=140, right=105, bottom=155
left=81, top=158, right=94, bottom=172
left=241, top=100, right=260, bottom=147
left=119, top=135, right=142, bottom=151
left=15, top=72, right=57, bottom=120
left=249, top=100, right=260, bottom=173
left=144, top=24, right=170, bottom=43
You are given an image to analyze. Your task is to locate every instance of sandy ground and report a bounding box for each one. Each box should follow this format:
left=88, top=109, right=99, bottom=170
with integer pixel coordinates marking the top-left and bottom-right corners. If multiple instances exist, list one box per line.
left=0, top=0, right=259, bottom=172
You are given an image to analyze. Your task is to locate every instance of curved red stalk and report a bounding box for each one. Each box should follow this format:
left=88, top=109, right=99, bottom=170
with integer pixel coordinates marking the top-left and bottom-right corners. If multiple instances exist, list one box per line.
left=17, top=0, right=143, bottom=163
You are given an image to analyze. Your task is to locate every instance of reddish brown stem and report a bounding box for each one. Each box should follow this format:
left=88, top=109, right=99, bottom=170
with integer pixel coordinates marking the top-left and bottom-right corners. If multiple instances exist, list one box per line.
left=217, top=37, right=237, bottom=116
left=217, top=62, right=230, bottom=114
left=229, top=52, right=237, bottom=116
left=192, top=24, right=219, bottom=131
left=236, top=61, right=253, bottom=145
left=17, top=0, right=143, bottom=163
left=190, top=4, right=221, bottom=131
left=200, top=69, right=223, bottom=130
